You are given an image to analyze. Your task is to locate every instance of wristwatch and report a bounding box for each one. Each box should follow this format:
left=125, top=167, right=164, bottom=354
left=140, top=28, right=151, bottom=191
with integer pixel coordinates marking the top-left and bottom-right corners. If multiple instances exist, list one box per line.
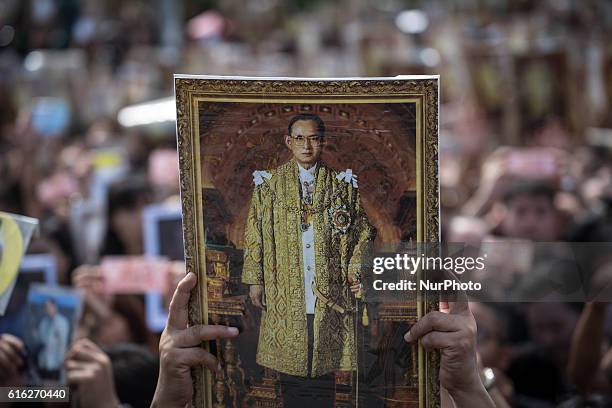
left=482, top=367, right=497, bottom=391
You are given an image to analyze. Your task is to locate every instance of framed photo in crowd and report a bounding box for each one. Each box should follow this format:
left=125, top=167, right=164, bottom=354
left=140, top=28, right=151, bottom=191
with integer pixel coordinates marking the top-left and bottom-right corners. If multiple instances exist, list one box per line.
left=0, top=254, right=58, bottom=339
left=175, top=75, right=440, bottom=408
left=142, top=203, right=185, bottom=332
left=23, top=284, right=82, bottom=385
left=464, top=45, right=511, bottom=136
left=513, top=51, right=570, bottom=141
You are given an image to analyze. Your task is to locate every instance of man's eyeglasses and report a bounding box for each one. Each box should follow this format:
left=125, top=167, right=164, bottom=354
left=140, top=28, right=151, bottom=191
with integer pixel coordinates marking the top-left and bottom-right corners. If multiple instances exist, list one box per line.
left=290, top=135, right=324, bottom=146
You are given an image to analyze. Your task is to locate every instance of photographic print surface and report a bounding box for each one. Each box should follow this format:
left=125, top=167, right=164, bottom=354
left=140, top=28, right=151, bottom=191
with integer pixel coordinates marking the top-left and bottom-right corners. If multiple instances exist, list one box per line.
left=0, top=254, right=58, bottom=339
left=175, top=76, right=439, bottom=408
left=24, top=284, right=82, bottom=385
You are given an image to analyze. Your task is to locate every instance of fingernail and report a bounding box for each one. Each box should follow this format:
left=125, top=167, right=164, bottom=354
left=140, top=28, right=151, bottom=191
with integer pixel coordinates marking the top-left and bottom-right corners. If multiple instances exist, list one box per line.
left=404, top=330, right=412, bottom=342
left=228, top=327, right=239, bottom=335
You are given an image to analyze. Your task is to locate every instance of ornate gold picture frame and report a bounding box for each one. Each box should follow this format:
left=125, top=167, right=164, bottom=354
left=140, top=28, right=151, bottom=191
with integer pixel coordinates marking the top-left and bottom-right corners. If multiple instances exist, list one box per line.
left=175, top=75, right=440, bottom=408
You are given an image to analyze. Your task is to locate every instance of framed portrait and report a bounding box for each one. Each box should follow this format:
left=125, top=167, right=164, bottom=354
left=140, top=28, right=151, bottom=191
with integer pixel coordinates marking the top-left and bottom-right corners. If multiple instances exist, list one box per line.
left=175, top=75, right=440, bottom=408
left=464, top=45, right=512, bottom=139
left=24, top=284, right=82, bottom=385
left=513, top=51, right=571, bottom=141
left=0, top=254, right=58, bottom=339
left=143, top=203, right=185, bottom=262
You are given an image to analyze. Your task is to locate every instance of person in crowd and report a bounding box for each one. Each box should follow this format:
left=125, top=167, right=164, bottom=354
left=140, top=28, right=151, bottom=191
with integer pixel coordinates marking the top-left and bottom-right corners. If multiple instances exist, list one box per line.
left=507, top=301, right=580, bottom=405
left=65, top=338, right=122, bottom=408
left=461, top=147, right=566, bottom=242
left=65, top=338, right=159, bottom=408
left=101, top=175, right=152, bottom=256
left=496, top=180, right=562, bottom=242
left=105, top=342, right=159, bottom=408
left=72, top=265, right=153, bottom=348
left=2, top=3, right=612, bottom=408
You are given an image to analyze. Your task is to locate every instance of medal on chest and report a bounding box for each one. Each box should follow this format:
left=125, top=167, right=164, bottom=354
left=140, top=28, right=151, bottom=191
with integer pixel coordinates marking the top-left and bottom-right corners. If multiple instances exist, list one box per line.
left=328, top=203, right=351, bottom=235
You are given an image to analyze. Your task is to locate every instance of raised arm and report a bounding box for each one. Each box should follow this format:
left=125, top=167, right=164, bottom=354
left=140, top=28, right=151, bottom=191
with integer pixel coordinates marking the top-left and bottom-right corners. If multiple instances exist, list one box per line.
left=151, top=272, right=239, bottom=408
left=404, top=302, right=496, bottom=408
left=567, top=302, right=608, bottom=392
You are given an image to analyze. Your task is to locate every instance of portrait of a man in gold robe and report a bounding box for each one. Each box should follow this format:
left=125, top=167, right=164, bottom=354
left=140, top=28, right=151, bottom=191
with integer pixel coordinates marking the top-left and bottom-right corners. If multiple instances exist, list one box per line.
left=193, top=98, right=424, bottom=407
left=242, top=114, right=374, bottom=405
left=177, top=76, right=439, bottom=408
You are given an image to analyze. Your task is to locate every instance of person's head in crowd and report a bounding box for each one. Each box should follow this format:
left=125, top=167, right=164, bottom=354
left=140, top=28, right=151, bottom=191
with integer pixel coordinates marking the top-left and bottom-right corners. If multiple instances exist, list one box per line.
left=499, top=180, right=561, bottom=241
left=531, top=116, right=571, bottom=149
left=36, top=168, right=81, bottom=219
left=508, top=350, right=568, bottom=404
left=85, top=119, right=119, bottom=148
left=524, top=302, right=580, bottom=367
left=508, top=280, right=579, bottom=402
left=125, top=130, right=157, bottom=170
left=147, top=147, right=180, bottom=201
left=104, top=343, right=159, bottom=408
left=514, top=259, right=584, bottom=349
left=66, top=339, right=158, bottom=408
left=28, top=237, right=71, bottom=284
left=57, top=143, right=93, bottom=185
left=102, top=175, right=151, bottom=256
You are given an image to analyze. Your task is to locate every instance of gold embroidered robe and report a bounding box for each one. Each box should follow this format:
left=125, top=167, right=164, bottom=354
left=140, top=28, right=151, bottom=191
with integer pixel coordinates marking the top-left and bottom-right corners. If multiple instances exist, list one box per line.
left=242, top=159, right=374, bottom=377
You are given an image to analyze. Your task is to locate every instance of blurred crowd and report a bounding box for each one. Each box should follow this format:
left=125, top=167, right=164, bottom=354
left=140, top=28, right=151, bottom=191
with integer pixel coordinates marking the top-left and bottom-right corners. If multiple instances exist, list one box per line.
left=1, top=0, right=612, bottom=407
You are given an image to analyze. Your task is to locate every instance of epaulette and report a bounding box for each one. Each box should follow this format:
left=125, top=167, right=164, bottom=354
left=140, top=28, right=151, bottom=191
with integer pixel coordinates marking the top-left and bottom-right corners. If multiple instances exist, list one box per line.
left=336, top=169, right=358, bottom=188
left=252, top=170, right=272, bottom=186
